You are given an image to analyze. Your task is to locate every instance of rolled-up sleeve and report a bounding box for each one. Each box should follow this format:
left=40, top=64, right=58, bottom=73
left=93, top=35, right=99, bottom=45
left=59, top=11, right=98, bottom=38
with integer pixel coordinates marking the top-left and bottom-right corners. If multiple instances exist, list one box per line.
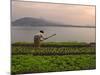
left=40, top=33, right=45, bottom=40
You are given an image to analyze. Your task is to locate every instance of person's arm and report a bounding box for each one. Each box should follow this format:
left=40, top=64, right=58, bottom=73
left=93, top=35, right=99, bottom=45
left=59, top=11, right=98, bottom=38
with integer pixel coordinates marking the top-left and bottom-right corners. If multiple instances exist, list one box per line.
left=40, top=33, right=47, bottom=41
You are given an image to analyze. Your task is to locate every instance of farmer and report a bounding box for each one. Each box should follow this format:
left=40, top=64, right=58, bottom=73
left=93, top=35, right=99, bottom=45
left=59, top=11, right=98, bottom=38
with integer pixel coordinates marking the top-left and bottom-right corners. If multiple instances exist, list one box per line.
left=34, top=30, right=47, bottom=48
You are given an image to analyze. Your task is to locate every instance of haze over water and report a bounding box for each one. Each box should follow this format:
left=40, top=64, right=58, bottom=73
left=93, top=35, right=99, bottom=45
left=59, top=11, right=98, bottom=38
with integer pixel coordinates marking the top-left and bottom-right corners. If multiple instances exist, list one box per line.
left=11, top=26, right=95, bottom=43
left=11, top=1, right=95, bottom=43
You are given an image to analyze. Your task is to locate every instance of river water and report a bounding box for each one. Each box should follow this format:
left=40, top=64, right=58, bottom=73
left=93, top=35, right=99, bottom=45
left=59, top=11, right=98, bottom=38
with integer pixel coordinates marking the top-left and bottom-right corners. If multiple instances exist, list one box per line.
left=11, top=26, right=95, bottom=43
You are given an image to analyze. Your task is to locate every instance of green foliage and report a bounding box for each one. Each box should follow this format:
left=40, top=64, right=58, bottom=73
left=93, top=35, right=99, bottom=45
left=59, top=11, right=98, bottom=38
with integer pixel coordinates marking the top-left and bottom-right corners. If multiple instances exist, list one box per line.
left=11, top=55, right=96, bottom=74
left=12, top=42, right=89, bottom=47
left=12, top=46, right=95, bottom=55
left=11, top=42, right=96, bottom=74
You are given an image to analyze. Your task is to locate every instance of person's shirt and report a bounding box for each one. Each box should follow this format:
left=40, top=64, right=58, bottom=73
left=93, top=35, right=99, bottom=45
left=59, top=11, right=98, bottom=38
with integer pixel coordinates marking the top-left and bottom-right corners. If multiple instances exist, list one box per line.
left=34, top=32, right=45, bottom=41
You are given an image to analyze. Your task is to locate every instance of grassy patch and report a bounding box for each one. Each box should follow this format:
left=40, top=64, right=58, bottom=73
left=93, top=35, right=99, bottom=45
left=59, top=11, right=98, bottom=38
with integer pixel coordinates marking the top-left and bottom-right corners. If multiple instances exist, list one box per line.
left=12, top=42, right=90, bottom=47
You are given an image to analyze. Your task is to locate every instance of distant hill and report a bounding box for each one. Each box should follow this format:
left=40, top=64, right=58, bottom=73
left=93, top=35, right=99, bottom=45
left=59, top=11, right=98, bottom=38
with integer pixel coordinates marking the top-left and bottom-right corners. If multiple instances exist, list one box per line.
left=12, top=17, right=96, bottom=28
left=12, top=17, right=56, bottom=26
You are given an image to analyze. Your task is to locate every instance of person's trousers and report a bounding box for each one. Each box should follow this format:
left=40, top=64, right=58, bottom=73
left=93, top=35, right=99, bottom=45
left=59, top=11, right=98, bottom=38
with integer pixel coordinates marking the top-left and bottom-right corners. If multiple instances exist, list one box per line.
left=34, top=36, right=41, bottom=48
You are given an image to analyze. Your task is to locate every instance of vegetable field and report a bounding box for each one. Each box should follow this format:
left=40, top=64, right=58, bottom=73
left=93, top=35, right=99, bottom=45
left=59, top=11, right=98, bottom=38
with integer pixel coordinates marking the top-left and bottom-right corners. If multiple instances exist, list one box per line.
left=11, top=42, right=96, bottom=74
left=12, top=46, right=95, bottom=55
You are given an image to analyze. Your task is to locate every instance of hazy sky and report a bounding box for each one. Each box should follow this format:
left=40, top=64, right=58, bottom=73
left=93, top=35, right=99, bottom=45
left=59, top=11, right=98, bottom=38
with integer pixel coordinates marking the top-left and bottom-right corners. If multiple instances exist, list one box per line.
left=12, top=1, right=95, bottom=26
